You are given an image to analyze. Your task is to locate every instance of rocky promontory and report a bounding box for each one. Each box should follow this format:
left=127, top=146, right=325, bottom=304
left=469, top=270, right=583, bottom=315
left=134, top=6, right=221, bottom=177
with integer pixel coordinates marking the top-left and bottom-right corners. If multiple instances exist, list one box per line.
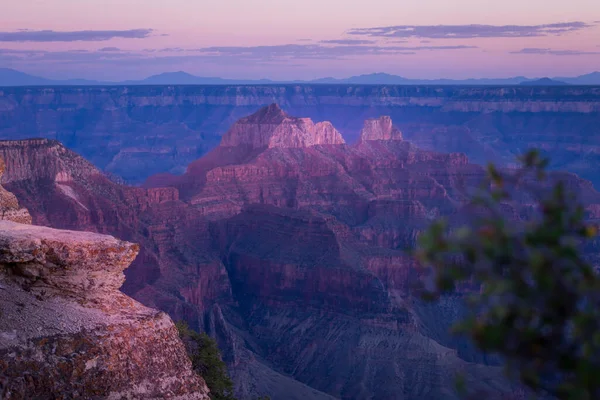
left=0, top=175, right=209, bottom=399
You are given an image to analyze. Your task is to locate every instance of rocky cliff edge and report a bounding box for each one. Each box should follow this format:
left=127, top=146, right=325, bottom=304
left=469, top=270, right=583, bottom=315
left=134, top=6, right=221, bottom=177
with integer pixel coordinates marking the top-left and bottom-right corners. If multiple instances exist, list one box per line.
left=0, top=172, right=209, bottom=399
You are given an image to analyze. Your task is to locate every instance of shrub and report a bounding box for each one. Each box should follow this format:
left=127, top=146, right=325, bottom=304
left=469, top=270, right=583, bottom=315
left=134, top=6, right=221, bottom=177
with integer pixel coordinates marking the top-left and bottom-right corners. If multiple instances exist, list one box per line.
left=176, top=322, right=236, bottom=400
left=417, top=150, right=600, bottom=399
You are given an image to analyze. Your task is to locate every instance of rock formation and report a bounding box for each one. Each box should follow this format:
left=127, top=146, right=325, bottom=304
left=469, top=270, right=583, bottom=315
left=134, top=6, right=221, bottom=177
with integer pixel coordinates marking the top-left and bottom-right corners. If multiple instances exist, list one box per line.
left=0, top=158, right=31, bottom=224
left=359, top=116, right=403, bottom=142
left=0, top=178, right=210, bottom=399
left=220, top=103, right=345, bottom=149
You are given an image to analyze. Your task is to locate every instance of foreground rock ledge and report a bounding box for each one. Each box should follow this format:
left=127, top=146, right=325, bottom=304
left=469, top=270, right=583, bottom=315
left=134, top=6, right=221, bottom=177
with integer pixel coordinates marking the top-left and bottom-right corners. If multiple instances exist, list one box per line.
left=0, top=221, right=209, bottom=399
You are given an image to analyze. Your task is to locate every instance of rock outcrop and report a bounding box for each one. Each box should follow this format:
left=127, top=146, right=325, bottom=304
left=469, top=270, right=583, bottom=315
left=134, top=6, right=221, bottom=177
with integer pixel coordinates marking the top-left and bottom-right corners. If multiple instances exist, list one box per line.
left=0, top=179, right=210, bottom=398
left=220, top=103, right=345, bottom=149
left=359, top=116, right=403, bottom=142
left=0, top=158, right=31, bottom=224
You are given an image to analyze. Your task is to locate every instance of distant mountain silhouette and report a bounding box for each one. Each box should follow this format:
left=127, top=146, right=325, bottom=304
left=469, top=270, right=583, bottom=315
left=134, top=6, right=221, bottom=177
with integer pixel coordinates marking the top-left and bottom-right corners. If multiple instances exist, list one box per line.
left=122, top=71, right=275, bottom=85
left=2, top=67, right=600, bottom=86
left=557, top=72, right=600, bottom=85
left=306, top=73, right=536, bottom=85
left=520, top=77, right=570, bottom=86
left=0, top=68, right=53, bottom=86
left=312, top=73, right=411, bottom=84
left=0, top=68, right=105, bottom=86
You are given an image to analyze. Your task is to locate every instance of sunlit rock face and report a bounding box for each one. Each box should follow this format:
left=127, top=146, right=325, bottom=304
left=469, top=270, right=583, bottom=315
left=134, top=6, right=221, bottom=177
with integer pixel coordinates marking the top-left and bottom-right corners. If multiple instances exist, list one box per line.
left=359, top=116, right=403, bottom=142
left=220, top=103, right=345, bottom=149
left=0, top=220, right=210, bottom=399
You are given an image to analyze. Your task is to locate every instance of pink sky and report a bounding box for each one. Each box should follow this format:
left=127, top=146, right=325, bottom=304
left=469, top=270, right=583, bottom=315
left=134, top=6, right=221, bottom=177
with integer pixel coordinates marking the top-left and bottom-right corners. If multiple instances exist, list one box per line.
left=1, top=0, right=600, bottom=80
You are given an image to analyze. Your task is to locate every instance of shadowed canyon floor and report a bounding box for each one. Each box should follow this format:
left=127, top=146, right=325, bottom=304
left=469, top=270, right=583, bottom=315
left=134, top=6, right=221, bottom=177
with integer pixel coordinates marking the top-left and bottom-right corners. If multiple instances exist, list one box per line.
left=3, top=105, right=598, bottom=398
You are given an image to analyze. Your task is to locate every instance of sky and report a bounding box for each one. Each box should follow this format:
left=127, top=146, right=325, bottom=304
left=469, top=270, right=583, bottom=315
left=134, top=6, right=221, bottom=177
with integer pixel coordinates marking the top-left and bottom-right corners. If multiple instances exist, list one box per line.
left=1, top=0, right=600, bottom=80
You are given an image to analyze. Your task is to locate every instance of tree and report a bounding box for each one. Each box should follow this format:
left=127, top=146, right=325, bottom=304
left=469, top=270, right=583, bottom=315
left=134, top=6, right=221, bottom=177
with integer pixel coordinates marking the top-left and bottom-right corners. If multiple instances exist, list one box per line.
left=176, top=322, right=236, bottom=400
left=416, top=150, right=600, bottom=399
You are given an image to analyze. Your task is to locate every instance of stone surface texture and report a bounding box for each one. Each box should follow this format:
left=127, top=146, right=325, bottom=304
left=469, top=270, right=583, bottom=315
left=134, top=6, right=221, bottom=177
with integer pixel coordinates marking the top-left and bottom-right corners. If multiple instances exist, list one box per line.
left=0, top=157, right=31, bottom=224
left=0, top=215, right=209, bottom=398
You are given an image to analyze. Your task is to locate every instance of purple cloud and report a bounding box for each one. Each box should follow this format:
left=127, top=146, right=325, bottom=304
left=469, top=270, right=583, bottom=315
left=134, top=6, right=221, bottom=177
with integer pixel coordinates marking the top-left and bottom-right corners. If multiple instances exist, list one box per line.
left=195, top=43, right=476, bottom=60
left=320, top=39, right=376, bottom=45
left=99, top=47, right=122, bottom=52
left=348, top=22, right=593, bottom=39
left=511, top=47, right=600, bottom=56
left=159, top=47, right=185, bottom=52
left=0, top=43, right=478, bottom=71
left=0, top=48, right=142, bottom=63
left=0, top=29, right=154, bottom=42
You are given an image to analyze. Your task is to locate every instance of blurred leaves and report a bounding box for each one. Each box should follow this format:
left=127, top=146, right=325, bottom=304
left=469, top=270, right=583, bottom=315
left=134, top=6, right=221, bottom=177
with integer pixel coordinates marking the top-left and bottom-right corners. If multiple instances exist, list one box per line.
left=417, top=150, right=600, bottom=399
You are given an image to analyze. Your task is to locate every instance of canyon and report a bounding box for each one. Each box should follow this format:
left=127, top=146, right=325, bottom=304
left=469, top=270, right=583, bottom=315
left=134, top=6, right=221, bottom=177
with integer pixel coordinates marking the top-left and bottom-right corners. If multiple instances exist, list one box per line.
left=4, top=103, right=600, bottom=399
left=0, top=85, right=599, bottom=187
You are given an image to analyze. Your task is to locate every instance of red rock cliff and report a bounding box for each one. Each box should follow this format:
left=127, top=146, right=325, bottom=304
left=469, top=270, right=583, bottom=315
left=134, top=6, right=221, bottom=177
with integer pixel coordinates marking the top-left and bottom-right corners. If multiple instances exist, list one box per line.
left=0, top=221, right=210, bottom=399
left=0, top=157, right=31, bottom=224
left=0, top=162, right=210, bottom=399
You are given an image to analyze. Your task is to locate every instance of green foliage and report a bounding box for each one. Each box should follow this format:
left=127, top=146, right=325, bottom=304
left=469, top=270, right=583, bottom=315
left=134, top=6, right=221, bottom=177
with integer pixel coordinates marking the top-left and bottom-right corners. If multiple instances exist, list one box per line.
left=176, top=322, right=237, bottom=400
left=416, top=150, right=600, bottom=399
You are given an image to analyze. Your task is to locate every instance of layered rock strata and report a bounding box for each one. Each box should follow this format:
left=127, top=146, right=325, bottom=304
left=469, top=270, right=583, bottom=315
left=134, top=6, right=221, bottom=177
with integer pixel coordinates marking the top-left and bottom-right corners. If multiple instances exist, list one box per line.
left=0, top=158, right=31, bottom=224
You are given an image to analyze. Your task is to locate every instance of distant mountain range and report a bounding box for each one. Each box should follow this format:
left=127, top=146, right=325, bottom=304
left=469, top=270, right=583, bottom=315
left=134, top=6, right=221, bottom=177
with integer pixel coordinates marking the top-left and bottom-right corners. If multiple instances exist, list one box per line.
left=1, top=68, right=600, bottom=86
left=519, top=77, right=570, bottom=86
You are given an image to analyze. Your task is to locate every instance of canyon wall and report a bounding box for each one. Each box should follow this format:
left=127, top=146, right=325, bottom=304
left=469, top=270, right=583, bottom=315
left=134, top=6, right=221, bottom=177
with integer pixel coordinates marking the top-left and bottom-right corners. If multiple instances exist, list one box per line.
left=0, top=157, right=31, bottom=224
left=1, top=85, right=598, bottom=184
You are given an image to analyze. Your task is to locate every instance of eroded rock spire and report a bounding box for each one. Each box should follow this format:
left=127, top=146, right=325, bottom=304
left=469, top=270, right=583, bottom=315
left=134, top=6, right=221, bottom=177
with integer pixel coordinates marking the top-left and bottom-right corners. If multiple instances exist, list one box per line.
left=220, top=103, right=346, bottom=149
